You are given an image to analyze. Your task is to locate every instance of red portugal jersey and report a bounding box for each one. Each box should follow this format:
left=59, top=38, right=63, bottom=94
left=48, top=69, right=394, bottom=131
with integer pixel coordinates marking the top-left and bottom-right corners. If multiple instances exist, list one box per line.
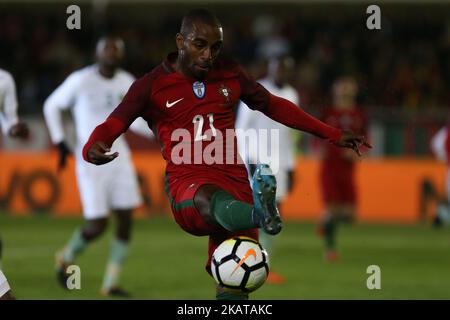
left=84, top=53, right=342, bottom=187
left=111, top=53, right=275, bottom=183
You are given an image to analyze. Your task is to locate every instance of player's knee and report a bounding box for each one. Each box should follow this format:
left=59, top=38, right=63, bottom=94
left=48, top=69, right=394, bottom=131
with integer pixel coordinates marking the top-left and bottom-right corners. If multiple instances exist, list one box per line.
left=117, top=215, right=132, bottom=230
left=116, top=219, right=131, bottom=241
left=115, top=208, right=132, bottom=223
left=82, top=218, right=108, bottom=240
left=194, top=184, right=223, bottom=227
left=114, top=209, right=133, bottom=223
left=194, top=185, right=219, bottom=217
left=115, top=211, right=133, bottom=241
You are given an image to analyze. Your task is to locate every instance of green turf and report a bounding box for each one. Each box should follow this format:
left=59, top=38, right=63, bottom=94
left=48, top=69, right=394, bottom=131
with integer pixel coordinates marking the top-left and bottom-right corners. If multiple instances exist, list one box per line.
left=1, top=213, right=450, bottom=299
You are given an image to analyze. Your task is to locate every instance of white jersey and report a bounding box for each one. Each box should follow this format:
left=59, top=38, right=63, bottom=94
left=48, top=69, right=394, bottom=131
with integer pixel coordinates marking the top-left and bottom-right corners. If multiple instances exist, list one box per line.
left=236, top=77, right=299, bottom=200
left=431, top=127, right=448, bottom=163
left=44, top=65, right=149, bottom=165
left=44, top=65, right=148, bottom=217
left=236, top=77, right=299, bottom=171
left=0, top=68, right=19, bottom=135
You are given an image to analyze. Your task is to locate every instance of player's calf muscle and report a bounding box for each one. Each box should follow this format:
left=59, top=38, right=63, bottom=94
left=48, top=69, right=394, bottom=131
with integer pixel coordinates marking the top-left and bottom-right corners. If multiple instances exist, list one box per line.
left=194, top=184, right=222, bottom=226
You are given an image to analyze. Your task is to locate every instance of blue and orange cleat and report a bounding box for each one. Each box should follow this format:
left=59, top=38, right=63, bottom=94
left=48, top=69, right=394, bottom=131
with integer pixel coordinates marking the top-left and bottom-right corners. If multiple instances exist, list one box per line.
left=252, top=164, right=282, bottom=235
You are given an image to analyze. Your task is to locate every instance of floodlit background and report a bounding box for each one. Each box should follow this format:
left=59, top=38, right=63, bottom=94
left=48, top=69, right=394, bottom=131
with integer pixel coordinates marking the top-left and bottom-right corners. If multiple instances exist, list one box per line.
left=0, top=0, right=449, bottom=299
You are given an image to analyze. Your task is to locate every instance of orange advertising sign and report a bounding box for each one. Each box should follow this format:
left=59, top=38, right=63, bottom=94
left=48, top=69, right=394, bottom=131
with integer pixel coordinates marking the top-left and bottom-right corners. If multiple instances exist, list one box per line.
left=0, top=152, right=447, bottom=223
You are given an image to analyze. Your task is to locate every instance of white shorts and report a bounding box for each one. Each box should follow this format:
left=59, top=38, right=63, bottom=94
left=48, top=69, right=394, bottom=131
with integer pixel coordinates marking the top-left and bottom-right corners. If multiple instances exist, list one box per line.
left=0, top=270, right=11, bottom=297
left=76, top=157, right=142, bottom=220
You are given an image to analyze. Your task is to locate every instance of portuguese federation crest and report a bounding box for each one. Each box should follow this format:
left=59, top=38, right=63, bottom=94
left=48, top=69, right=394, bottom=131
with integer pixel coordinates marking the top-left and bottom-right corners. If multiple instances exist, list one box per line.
left=192, top=81, right=206, bottom=99
left=219, top=84, right=232, bottom=103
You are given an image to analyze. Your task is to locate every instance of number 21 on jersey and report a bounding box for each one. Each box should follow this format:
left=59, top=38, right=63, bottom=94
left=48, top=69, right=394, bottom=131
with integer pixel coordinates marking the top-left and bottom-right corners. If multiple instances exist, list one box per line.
left=193, top=113, right=217, bottom=141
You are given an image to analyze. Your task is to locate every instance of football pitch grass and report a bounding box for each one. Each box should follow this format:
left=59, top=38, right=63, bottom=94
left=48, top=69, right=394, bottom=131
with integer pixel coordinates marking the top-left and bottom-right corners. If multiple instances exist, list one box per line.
left=1, top=213, right=450, bottom=300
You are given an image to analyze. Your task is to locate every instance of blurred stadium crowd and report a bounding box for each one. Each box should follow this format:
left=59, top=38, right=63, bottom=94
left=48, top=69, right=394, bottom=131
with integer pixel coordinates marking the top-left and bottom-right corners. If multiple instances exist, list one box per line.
left=0, top=2, right=449, bottom=155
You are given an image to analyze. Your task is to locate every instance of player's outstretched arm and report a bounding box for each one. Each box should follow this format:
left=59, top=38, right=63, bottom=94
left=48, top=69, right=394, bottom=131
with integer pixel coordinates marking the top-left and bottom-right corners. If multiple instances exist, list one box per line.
left=265, top=95, right=371, bottom=156
left=264, top=94, right=341, bottom=142
left=238, top=65, right=372, bottom=156
left=239, top=66, right=340, bottom=144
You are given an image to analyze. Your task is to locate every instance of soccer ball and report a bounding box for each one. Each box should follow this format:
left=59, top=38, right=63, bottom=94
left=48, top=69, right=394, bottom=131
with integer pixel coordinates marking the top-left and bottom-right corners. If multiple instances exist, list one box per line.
left=211, top=236, right=269, bottom=293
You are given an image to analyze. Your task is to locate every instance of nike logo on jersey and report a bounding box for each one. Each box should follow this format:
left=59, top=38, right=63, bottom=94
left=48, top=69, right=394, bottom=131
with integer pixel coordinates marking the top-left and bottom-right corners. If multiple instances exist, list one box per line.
left=166, top=98, right=184, bottom=108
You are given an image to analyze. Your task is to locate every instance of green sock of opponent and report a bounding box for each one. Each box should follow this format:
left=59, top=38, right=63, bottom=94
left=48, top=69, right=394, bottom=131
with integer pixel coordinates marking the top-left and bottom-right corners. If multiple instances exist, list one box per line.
left=102, top=238, right=129, bottom=291
left=63, top=229, right=88, bottom=263
left=259, top=230, right=275, bottom=257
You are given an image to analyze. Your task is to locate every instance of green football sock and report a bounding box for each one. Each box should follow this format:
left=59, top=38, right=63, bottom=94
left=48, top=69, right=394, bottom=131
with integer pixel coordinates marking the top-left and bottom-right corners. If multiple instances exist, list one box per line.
left=216, top=291, right=249, bottom=300
left=102, top=238, right=129, bottom=290
left=210, top=190, right=256, bottom=232
left=63, top=229, right=88, bottom=263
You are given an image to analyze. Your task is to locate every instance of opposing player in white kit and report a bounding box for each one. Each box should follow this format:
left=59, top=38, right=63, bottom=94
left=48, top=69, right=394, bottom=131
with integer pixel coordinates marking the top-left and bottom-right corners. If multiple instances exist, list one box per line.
left=44, top=37, right=151, bottom=297
left=0, top=69, right=29, bottom=140
left=236, top=55, right=299, bottom=284
left=430, top=126, right=450, bottom=226
left=0, top=68, right=29, bottom=300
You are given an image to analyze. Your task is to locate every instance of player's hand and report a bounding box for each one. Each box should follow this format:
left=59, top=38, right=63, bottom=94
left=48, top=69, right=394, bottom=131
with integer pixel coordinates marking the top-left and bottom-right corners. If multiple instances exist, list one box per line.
left=87, top=141, right=119, bottom=165
left=8, top=122, right=29, bottom=140
left=57, top=141, right=72, bottom=172
left=335, top=130, right=372, bottom=156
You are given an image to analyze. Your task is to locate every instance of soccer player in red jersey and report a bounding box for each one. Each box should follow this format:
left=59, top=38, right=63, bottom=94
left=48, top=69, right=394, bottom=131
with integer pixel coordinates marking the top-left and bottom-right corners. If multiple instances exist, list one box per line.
left=318, top=76, right=369, bottom=262
left=83, top=10, right=370, bottom=299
